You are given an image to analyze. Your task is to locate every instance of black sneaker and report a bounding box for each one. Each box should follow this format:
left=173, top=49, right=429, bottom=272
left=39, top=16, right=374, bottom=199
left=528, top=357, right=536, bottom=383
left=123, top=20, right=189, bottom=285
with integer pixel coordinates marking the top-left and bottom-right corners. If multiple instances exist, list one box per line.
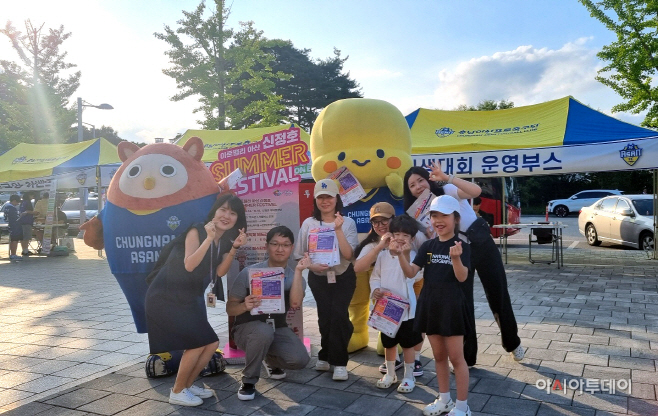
left=237, top=383, right=256, bottom=401
left=378, top=359, right=403, bottom=374
left=413, top=360, right=424, bottom=377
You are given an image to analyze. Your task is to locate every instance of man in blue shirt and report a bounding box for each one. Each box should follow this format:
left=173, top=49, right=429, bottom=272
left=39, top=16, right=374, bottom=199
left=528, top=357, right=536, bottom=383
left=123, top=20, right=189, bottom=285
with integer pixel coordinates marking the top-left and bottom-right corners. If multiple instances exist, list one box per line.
left=18, top=192, right=36, bottom=256
left=4, top=195, right=23, bottom=260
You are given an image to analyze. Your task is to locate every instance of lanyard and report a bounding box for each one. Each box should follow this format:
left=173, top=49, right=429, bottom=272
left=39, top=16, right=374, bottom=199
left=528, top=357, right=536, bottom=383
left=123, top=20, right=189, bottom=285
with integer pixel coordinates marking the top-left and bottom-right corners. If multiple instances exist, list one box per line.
left=209, top=240, right=221, bottom=292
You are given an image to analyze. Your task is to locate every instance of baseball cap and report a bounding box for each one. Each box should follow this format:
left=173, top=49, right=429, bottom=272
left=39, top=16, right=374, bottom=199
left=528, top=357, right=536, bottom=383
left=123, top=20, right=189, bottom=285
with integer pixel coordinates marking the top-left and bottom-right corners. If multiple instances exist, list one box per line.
left=370, top=202, right=395, bottom=219
left=429, top=195, right=460, bottom=214
left=314, top=179, right=339, bottom=198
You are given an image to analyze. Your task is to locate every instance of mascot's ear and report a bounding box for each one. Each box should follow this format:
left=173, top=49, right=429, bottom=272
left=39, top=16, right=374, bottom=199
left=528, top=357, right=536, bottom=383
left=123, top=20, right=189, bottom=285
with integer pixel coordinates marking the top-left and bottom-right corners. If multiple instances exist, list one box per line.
left=118, top=141, right=141, bottom=162
left=183, top=137, right=204, bottom=161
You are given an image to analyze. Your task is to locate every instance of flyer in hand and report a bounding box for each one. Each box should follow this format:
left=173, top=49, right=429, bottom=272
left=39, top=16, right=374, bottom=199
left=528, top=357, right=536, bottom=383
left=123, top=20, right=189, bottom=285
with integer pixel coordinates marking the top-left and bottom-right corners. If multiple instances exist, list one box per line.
left=406, top=188, right=435, bottom=230
left=367, top=292, right=410, bottom=337
left=249, top=268, right=285, bottom=315
left=225, top=168, right=244, bottom=190
left=308, top=227, right=340, bottom=266
left=328, top=166, right=366, bottom=207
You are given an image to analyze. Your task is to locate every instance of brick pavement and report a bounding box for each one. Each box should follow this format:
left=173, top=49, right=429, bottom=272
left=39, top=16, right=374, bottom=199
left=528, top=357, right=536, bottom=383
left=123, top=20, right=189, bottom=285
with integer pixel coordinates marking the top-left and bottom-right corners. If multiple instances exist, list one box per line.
left=0, top=241, right=657, bottom=415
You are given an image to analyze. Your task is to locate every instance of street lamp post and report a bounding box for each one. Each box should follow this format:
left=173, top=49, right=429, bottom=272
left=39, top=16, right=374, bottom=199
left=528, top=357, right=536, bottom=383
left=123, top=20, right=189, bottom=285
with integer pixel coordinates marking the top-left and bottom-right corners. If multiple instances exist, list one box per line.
left=77, top=97, right=112, bottom=142
left=76, top=97, right=113, bottom=238
left=82, top=122, right=96, bottom=139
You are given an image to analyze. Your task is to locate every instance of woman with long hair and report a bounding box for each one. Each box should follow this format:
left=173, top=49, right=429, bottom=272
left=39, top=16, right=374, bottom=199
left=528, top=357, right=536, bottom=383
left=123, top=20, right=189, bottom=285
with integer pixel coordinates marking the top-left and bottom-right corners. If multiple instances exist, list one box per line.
left=403, top=163, right=524, bottom=367
left=145, top=194, right=247, bottom=406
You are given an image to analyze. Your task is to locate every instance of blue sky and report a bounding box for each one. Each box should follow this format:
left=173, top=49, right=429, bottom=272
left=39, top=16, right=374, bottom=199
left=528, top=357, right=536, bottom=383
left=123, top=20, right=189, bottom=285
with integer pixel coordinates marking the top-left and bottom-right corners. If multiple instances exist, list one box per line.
left=2, top=0, right=635, bottom=143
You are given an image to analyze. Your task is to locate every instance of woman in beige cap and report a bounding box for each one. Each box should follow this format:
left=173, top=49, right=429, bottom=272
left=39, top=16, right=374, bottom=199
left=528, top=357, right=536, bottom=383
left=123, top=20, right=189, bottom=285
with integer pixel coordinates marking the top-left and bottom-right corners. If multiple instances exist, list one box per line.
left=294, top=179, right=358, bottom=381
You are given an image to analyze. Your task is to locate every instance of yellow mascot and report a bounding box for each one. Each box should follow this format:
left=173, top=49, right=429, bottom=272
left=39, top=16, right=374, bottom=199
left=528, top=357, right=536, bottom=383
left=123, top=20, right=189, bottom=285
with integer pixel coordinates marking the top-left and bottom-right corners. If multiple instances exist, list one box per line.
left=310, top=98, right=413, bottom=352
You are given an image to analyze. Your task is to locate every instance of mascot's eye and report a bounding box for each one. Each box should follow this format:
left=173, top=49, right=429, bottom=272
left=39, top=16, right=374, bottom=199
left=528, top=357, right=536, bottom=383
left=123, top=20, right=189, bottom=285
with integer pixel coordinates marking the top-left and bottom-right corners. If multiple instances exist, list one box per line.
left=160, top=164, right=176, bottom=177
left=128, top=165, right=141, bottom=178
left=338, top=152, right=346, bottom=161
left=376, top=149, right=385, bottom=158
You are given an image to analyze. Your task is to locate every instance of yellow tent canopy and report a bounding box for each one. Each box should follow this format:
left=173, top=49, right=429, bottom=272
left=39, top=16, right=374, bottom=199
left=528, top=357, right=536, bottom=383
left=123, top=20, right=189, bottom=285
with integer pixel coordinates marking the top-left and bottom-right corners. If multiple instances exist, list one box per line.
left=0, top=138, right=121, bottom=190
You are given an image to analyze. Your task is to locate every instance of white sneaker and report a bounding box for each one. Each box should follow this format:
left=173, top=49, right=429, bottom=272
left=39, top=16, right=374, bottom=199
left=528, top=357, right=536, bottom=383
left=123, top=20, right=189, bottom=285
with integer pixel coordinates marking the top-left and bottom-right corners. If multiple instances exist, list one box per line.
left=188, top=384, right=213, bottom=398
left=169, top=388, right=203, bottom=406
left=510, top=344, right=525, bottom=361
left=423, top=398, right=454, bottom=416
left=332, top=366, right=348, bottom=381
left=447, top=407, right=471, bottom=416
left=315, top=359, right=330, bottom=371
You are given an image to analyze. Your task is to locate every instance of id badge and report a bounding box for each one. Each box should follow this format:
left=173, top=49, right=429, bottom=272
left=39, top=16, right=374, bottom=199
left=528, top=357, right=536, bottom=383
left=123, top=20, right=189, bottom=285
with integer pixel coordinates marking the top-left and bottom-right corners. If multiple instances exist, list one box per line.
left=206, top=292, right=217, bottom=308
left=327, top=270, right=336, bottom=284
left=266, top=318, right=276, bottom=332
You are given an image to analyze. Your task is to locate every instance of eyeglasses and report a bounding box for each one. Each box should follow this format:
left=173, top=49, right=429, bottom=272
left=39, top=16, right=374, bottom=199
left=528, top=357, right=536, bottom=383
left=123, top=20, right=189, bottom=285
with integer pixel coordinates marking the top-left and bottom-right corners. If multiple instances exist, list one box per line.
left=268, top=242, right=293, bottom=249
left=371, top=218, right=390, bottom=227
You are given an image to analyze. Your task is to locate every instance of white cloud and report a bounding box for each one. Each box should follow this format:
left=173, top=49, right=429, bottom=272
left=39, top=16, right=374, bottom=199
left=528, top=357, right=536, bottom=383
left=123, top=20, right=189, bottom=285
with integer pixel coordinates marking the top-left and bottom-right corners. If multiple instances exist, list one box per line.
left=432, top=38, right=607, bottom=110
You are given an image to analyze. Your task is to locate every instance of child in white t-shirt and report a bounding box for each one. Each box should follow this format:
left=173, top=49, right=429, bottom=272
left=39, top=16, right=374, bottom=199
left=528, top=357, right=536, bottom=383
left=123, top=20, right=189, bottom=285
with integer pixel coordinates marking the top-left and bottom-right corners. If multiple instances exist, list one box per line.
left=370, top=214, right=423, bottom=393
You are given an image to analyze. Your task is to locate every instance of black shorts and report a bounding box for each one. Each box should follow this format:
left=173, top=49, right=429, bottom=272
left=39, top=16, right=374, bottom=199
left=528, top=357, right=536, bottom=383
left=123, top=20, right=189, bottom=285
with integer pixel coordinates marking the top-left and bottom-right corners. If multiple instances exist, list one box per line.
left=10, top=232, right=22, bottom=242
left=381, top=318, right=423, bottom=349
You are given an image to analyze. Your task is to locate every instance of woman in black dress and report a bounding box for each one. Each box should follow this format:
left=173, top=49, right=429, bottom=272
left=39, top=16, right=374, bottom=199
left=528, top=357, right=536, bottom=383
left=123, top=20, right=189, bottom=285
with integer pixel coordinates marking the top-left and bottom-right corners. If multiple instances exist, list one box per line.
left=145, top=194, right=247, bottom=406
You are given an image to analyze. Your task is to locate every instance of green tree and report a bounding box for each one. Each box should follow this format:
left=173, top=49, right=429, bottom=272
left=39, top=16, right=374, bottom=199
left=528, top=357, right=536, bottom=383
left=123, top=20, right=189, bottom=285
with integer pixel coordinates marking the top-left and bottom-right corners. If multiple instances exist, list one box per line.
left=0, top=61, right=31, bottom=152
left=68, top=125, right=124, bottom=146
left=454, top=99, right=514, bottom=111
left=155, top=0, right=286, bottom=130
left=256, top=42, right=361, bottom=131
left=1, top=20, right=80, bottom=144
left=579, top=0, right=658, bottom=127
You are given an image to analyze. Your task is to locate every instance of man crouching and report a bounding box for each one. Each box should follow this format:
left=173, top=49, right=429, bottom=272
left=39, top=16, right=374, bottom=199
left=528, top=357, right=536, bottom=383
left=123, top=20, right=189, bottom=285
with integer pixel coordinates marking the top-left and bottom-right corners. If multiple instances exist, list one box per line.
left=226, top=226, right=311, bottom=400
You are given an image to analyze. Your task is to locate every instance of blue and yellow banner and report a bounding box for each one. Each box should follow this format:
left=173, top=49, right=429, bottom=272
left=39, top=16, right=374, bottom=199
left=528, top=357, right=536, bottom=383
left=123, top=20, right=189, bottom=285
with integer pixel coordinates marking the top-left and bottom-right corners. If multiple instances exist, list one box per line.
left=406, top=96, right=658, bottom=177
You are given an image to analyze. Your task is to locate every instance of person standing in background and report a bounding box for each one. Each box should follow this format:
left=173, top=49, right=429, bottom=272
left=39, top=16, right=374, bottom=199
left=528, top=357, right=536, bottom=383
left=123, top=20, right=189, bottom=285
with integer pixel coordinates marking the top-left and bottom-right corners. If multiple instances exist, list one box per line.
left=18, top=192, right=35, bottom=257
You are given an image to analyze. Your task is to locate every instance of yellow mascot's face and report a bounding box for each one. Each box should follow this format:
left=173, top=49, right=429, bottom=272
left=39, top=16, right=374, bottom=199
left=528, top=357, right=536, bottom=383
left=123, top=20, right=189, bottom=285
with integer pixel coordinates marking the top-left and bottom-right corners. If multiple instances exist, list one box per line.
left=310, top=98, right=412, bottom=190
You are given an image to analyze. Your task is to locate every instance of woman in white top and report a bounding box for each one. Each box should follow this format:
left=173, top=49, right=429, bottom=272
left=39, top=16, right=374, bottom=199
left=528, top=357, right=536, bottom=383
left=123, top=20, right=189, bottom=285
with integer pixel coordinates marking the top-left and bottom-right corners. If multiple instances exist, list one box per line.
left=294, top=179, right=358, bottom=381
left=403, top=162, right=524, bottom=366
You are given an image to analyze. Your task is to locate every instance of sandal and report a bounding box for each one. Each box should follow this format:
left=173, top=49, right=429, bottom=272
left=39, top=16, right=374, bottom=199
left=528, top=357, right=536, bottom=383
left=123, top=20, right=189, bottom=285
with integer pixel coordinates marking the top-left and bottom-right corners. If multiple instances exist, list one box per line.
left=397, top=377, right=415, bottom=393
left=376, top=374, right=397, bottom=389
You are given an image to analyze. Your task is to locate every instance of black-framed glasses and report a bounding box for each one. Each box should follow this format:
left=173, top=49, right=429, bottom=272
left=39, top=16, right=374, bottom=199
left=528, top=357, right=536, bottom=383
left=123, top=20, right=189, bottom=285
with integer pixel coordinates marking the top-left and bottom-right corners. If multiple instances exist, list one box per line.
left=268, top=242, right=293, bottom=249
left=371, top=218, right=390, bottom=227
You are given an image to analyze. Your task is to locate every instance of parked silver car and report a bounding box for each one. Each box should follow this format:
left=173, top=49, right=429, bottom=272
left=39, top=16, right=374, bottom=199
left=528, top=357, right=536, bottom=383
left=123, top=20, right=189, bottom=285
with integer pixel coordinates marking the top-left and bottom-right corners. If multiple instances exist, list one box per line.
left=578, top=194, right=654, bottom=250
left=61, top=197, right=99, bottom=236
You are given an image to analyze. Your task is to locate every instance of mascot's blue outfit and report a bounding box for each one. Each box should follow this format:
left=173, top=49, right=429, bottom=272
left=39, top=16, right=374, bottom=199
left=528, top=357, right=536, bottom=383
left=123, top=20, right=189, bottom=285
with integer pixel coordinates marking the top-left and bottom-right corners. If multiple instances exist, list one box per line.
left=100, top=194, right=217, bottom=333
left=342, top=188, right=404, bottom=233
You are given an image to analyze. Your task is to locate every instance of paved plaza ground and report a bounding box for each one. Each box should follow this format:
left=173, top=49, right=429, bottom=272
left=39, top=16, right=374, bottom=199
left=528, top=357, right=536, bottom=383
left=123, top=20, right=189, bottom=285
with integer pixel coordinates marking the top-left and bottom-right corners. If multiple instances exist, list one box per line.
left=0, top=222, right=657, bottom=415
